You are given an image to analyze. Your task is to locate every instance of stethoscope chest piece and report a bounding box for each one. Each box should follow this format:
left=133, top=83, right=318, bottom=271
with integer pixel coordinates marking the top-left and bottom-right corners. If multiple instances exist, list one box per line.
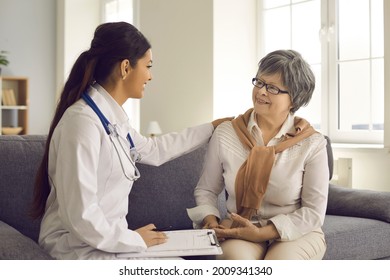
left=82, top=92, right=141, bottom=181
left=130, top=148, right=142, bottom=163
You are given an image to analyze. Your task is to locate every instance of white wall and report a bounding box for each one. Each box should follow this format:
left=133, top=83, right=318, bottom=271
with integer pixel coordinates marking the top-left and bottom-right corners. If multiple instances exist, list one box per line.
left=0, top=0, right=100, bottom=134
left=0, top=0, right=56, bottom=134
left=138, top=0, right=214, bottom=134
left=56, top=0, right=100, bottom=99
left=213, top=0, right=257, bottom=119
left=137, top=0, right=257, bottom=134
left=333, top=146, right=390, bottom=192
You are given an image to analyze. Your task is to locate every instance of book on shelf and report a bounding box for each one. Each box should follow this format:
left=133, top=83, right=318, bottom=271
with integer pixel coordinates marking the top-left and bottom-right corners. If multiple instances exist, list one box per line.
left=1, top=88, right=17, bottom=106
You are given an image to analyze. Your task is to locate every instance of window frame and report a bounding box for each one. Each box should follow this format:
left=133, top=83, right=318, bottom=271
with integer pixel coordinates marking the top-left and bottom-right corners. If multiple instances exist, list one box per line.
left=257, top=0, right=388, bottom=145
left=328, top=0, right=384, bottom=144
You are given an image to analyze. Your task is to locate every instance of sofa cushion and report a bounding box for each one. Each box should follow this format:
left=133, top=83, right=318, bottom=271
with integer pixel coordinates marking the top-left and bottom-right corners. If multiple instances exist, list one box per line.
left=0, top=221, right=52, bottom=260
left=327, top=184, right=390, bottom=223
left=0, top=135, right=46, bottom=242
left=323, top=215, right=390, bottom=260
left=126, top=145, right=208, bottom=230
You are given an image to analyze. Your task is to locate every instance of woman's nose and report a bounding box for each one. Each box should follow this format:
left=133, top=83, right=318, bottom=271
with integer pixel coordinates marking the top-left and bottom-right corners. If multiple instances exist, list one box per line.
left=260, top=86, right=268, bottom=96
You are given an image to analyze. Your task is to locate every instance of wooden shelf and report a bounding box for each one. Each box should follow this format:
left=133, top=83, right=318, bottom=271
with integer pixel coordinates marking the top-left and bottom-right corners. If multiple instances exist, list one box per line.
left=2, top=105, right=28, bottom=110
left=0, top=76, right=29, bottom=135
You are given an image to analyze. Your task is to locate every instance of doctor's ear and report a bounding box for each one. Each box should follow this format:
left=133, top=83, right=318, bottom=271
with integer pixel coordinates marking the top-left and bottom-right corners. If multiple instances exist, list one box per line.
left=120, top=59, right=131, bottom=80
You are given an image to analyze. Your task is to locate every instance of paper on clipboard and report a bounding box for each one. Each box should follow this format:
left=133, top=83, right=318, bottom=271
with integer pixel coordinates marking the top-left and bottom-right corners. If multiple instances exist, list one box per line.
left=116, top=229, right=222, bottom=258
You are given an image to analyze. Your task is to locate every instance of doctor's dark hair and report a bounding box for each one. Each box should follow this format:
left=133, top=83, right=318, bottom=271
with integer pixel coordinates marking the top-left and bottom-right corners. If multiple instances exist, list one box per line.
left=257, top=49, right=315, bottom=113
left=31, top=22, right=151, bottom=219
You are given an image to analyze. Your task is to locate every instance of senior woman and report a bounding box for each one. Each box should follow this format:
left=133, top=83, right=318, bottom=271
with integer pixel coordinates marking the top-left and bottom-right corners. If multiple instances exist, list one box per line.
left=187, top=50, right=329, bottom=260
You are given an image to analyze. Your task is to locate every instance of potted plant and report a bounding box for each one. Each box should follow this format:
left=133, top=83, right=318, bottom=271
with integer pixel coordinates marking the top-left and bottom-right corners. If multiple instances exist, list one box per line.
left=0, top=50, right=10, bottom=75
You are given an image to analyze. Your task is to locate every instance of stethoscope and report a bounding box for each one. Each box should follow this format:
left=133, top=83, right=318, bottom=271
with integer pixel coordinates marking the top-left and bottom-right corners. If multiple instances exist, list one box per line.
left=82, top=92, right=141, bottom=181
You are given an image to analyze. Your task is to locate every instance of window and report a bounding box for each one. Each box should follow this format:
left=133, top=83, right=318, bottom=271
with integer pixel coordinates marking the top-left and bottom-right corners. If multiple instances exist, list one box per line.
left=102, top=0, right=134, bottom=23
left=101, top=0, right=140, bottom=132
left=258, top=0, right=385, bottom=144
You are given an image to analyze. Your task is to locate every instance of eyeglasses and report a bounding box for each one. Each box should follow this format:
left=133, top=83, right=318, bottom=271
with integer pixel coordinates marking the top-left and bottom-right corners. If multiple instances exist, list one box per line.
left=252, top=78, right=289, bottom=95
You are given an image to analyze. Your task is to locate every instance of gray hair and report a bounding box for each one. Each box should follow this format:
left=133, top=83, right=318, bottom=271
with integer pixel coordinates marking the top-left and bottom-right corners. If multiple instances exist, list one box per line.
left=257, top=50, right=315, bottom=113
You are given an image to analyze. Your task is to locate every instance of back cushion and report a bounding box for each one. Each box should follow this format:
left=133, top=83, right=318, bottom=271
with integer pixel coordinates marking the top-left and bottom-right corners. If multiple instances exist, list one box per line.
left=0, top=135, right=46, bottom=242
left=126, top=145, right=208, bottom=230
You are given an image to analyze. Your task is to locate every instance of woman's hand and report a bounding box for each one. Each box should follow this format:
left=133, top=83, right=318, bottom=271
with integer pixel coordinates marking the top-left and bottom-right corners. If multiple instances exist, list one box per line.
left=202, top=215, right=219, bottom=229
left=213, top=213, right=261, bottom=242
left=135, top=224, right=167, bottom=247
left=211, top=117, right=234, bottom=129
left=213, top=213, right=279, bottom=243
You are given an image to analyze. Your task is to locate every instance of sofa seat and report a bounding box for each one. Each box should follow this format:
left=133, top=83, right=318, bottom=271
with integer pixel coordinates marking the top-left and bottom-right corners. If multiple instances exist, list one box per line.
left=323, top=215, right=390, bottom=260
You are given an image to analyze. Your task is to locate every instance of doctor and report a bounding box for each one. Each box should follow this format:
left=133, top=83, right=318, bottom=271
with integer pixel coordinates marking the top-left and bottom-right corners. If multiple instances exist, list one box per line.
left=31, top=22, right=229, bottom=259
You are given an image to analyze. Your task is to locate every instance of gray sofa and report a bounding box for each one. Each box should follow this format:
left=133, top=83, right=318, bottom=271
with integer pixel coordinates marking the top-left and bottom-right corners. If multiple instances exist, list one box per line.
left=0, top=135, right=389, bottom=260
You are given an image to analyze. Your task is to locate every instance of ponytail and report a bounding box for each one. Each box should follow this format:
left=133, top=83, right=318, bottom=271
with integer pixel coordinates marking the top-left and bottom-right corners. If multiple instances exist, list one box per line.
left=30, top=51, right=97, bottom=219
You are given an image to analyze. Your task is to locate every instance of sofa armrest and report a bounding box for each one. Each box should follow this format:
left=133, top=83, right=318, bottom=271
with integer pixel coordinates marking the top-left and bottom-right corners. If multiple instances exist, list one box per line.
left=326, top=184, right=390, bottom=223
left=0, top=221, right=53, bottom=260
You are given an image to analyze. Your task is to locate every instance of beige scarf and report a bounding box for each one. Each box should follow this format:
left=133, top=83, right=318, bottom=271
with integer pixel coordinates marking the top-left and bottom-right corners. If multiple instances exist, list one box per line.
left=231, top=108, right=316, bottom=227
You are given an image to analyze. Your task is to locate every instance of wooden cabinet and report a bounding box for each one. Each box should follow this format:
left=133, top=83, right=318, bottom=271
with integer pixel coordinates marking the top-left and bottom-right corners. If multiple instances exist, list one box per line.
left=0, top=76, right=29, bottom=135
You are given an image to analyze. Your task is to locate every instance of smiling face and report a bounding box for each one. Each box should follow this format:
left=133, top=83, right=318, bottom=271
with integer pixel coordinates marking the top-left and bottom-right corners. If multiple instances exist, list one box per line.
left=124, top=48, right=153, bottom=99
left=252, top=72, right=292, bottom=119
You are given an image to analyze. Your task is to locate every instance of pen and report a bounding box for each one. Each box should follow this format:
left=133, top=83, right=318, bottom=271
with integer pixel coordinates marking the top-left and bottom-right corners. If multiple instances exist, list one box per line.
left=152, top=225, right=173, bottom=231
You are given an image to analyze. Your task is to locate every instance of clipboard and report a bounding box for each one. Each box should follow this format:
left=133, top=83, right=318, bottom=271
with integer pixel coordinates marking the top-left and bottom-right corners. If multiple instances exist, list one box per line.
left=116, top=229, right=222, bottom=258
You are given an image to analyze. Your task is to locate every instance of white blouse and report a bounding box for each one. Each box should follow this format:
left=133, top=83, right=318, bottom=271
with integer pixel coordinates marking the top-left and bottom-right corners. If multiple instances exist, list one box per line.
left=188, top=111, right=329, bottom=241
left=39, top=84, right=214, bottom=259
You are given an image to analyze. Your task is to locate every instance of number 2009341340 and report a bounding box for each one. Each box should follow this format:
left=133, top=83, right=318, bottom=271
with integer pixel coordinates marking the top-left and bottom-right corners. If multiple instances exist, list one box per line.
left=212, top=266, right=272, bottom=276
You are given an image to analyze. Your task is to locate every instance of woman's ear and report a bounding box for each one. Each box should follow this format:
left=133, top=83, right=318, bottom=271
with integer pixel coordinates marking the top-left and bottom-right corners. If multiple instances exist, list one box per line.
left=120, top=59, right=131, bottom=80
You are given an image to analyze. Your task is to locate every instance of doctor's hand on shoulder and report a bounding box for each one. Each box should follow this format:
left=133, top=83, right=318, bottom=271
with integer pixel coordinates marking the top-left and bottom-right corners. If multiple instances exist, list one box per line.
left=135, top=224, right=167, bottom=247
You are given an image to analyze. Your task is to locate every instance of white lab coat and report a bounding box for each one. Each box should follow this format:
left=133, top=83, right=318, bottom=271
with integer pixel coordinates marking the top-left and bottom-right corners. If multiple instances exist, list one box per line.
left=39, top=84, right=213, bottom=259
